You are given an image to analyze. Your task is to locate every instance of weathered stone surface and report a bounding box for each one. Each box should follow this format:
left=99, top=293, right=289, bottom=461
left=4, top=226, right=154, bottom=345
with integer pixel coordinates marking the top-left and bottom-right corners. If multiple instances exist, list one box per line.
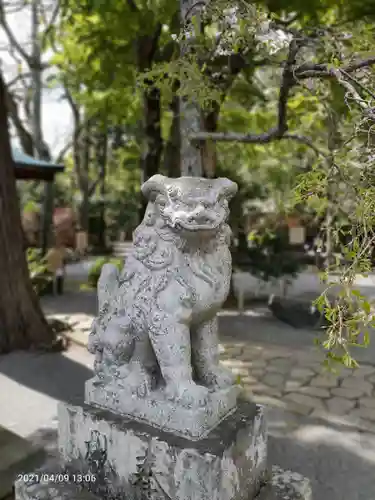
left=310, top=374, right=338, bottom=388
left=252, top=395, right=286, bottom=409
left=221, top=359, right=250, bottom=369
left=15, top=474, right=99, bottom=500
left=85, top=175, right=241, bottom=436
left=359, top=397, right=375, bottom=409
left=223, top=345, right=245, bottom=357
left=267, top=358, right=291, bottom=370
left=295, top=386, right=331, bottom=398
left=350, top=406, right=375, bottom=422
left=341, top=377, right=373, bottom=396
left=289, top=368, right=315, bottom=380
left=57, top=399, right=268, bottom=500
left=248, top=384, right=282, bottom=398
left=241, top=375, right=258, bottom=385
left=85, top=378, right=241, bottom=440
left=351, top=365, right=375, bottom=378
left=326, top=397, right=355, bottom=415
left=266, top=365, right=290, bottom=375
left=231, top=366, right=251, bottom=376
left=285, top=380, right=303, bottom=392
left=262, top=374, right=285, bottom=389
left=285, top=393, right=324, bottom=410
left=256, top=466, right=312, bottom=499
left=331, top=387, right=366, bottom=399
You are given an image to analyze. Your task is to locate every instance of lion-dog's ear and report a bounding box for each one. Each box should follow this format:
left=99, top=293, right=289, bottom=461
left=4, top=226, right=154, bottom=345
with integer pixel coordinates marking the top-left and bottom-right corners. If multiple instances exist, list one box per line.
left=141, top=174, right=168, bottom=202
left=215, top=177, right=238, bottom=201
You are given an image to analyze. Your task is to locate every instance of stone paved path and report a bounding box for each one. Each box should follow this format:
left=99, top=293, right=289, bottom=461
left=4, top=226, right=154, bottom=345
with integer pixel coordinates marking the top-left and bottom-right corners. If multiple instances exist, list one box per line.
left=36, top=291, right=375, bottom=499
left=220, top=342, right=375, bottom=435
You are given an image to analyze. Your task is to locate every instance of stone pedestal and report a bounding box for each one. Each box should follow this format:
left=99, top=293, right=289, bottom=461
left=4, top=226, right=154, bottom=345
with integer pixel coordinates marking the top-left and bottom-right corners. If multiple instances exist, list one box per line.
left=256, top=466, right=313, bottom=500
left=58, top=399, right=267, bottom=500
left=14, top=399, right=313, bottom=500
left=15, top=398, right=269, bottom=500
left=85, top=377, right=241, bottom=441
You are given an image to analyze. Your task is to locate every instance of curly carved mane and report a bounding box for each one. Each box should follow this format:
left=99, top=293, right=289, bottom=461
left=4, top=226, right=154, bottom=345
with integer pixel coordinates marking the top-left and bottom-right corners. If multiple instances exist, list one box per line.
left=120, top=201, right=232, bottom=306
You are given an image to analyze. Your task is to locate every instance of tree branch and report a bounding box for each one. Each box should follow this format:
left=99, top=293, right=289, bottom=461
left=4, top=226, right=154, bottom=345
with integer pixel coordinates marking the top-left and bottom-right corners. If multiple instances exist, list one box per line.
left=283, top=133, right=326, bottom=157
left=191, top=37, right=302, bottom=142
left=5, top=87, right=34, bottom=155
left=190, top=128, right=318, bottom=149
left=41, top=0, right=61, bottom=47
left=331, top=69, right=369, bottom=110
left=54, top=92, right=99, bottom=164
left=6, top=72, right=32, bottom=88
left=0, top=0, right=30, bottom=63
left=88, top=177, right=100, bottom=198
left=295, top=57, right=375, bottom=79
left=276, top=38, right=302, bottom=136
left=191, top=52, right=375, bottom=154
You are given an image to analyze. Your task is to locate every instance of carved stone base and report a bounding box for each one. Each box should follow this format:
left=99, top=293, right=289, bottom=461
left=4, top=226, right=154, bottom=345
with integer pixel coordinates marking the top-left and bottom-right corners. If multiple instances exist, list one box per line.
left=55, top=398, right=268, bottom=500
left=85, top=377, right=241, bottom=440
left=14, top=400, right=313, bottom=500
left=15, top=473, right=99, bottom=500
left=256, top=466, right=313, bottom=500
left=14, top=464, right=312, bottom=500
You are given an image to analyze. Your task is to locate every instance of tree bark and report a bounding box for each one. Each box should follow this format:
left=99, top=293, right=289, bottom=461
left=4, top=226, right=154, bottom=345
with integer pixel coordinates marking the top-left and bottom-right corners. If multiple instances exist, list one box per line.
left=77, top=118, right=91, bottom=233
left=202, top=103, right=220, bottom=178
left=96, top=126, right=108, bottom=249
left=139, top=85, right=163, bottom=217
left=180, top=0, right=206, bottom=177
left=164, top=92, right=181, bottom=177
left=0, top=72, right=56, bottom=353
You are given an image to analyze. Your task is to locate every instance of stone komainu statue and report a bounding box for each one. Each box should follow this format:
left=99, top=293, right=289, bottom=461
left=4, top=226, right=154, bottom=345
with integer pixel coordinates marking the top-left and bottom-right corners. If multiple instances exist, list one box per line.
left=88, top=174, right=238, bottom=408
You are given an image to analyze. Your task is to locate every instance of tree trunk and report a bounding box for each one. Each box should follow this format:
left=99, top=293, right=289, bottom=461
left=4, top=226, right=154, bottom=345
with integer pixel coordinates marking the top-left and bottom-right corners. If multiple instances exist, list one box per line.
left=202, top=103, right=220, bottom=178
left=139, top=85, right=163, bottom=218
left=180, top=0, right=206, bottom=177
left=77, top=119, right=91, bottom=233
left=96, top=127, right=108, bottom=249
left=164, top=91, right=181, bottom=177
left=0, top=72, right=56, bottom=353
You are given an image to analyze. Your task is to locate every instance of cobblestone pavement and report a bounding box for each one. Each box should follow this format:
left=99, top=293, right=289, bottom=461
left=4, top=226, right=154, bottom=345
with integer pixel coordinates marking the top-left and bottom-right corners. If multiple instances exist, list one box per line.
left=220, top=342, right=375, bottom=434
left=38, top=292, right=375, bottom=499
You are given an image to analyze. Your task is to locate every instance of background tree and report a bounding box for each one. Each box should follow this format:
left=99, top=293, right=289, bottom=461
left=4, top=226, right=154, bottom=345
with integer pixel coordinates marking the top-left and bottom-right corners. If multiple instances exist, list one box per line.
left=141, top=0, right=375, bottom=366
left=0, top=70, right=59, bottom=353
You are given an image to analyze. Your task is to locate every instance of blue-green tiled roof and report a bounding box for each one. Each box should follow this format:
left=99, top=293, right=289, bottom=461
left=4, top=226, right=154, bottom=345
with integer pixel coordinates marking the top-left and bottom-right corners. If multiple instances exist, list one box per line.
left=12, top=147, right=64, bottom=171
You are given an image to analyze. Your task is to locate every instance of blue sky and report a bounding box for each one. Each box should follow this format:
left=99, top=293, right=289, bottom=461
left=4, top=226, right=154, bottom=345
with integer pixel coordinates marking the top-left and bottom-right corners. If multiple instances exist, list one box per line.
left=1, top=3, right=72, bottom=157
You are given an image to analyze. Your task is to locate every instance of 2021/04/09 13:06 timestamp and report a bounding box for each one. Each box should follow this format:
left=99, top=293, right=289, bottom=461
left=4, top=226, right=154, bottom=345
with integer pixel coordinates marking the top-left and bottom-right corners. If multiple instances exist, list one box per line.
left=18, top=473, right=97, bottom=484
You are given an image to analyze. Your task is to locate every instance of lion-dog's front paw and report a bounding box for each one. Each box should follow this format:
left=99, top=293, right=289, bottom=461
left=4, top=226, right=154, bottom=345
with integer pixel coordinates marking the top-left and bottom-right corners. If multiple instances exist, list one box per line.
left=201, top=366, right=236, bottom=389
left=165, top=381, right=209, bottom=407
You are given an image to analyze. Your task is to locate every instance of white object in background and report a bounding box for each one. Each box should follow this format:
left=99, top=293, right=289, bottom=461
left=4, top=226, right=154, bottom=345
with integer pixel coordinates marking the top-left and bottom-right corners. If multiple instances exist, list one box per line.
left=288, top=226, right=306, bottom=245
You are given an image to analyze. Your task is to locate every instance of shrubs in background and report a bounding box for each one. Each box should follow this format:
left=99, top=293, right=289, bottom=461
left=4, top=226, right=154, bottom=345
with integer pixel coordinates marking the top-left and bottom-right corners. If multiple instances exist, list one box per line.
left=87, top=256, right=123, bottom=289
left=27, top=248, right=54, bottom=296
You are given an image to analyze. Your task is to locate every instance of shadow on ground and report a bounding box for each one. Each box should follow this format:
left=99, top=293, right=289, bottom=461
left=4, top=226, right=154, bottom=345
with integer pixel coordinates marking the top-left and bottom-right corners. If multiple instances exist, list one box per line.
left=41, top=290, right=97, bottom=317
left=267, top=408, right=375, bottom=500
left=0, top=349, right=93, bottom=405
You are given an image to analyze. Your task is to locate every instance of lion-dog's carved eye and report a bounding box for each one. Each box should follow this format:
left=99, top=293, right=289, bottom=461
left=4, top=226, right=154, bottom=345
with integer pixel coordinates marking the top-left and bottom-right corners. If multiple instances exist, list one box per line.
left=167, top=186, right=179, bottom=199
left=156, top=195, right=167, bottom=208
